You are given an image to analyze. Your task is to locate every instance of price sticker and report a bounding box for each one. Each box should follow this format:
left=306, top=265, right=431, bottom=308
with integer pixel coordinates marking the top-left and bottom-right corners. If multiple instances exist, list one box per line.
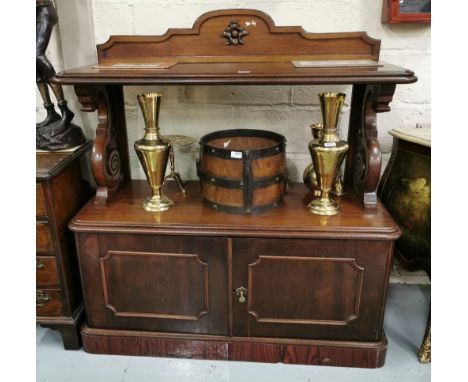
left=231, top=151, right=243, bottom=159
left=324, top=142, right=336, bottom=147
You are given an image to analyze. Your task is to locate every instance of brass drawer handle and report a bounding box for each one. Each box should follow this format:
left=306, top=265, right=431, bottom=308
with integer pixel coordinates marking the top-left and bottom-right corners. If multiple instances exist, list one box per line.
left=36, top=291, right=51, bottom=307
left=36, top=260, right=46, bottom=270
left=235, top=287, right=248, bottom=303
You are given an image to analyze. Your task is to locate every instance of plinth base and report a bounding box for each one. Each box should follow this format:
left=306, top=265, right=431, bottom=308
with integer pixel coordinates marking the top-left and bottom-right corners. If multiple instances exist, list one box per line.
left=81, top=324, right=387, bottom=368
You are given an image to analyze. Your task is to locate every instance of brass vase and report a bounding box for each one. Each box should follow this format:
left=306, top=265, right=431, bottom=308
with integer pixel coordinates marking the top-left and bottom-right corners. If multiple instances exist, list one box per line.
left=303, top=123, right=323, bottom=196
left=134, top=92, right=173, bottom=212
left=307, top=92, right=349, bottom=216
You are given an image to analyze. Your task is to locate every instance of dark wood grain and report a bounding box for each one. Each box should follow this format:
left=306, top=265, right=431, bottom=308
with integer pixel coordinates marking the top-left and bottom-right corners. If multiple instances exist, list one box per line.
left=53, top=9, right=415, bottom=86
left=36, top=145, right=92, bottom=349
left=36, top=222, right=54, bottom=254
left=55, top=62, right=415, bottom=86
left=36, top=184, right=47, bottom=217
left=36, top=257, right=60, bottom=287
left=231, top=238, right=393, bottom=341
left=46, top=151, right=91, bottom=314
left=36, top=289, right=64, bottom=316
left=49, top=325, right=81, bottom=350
left=97, top=9, right=380, bottom=63
left=89, top=85, right=130, bottom=205
left=357, top=85, right=381, bottom=207
left=100, top=251, right=209, bottom=320
left=39, top=304, right=85, bottom=350
left=70, top=181, right=400, bottom=240
left=75, top=233, right=228, bottom=335
left=247, top=256, right=363, bottom=324
left=71, top=179, right=396, bottom=363
left=74, top=227, right=394, bottom=342
left=81, top=325, right=387, bottom=368
left=36, top=142, right=92, bottom=180
left=344, top=84, right=397, bottom=208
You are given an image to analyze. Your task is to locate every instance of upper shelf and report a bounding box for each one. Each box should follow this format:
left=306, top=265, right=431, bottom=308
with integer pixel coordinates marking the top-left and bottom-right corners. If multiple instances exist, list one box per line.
left=55, top=9, right=416, bottom=86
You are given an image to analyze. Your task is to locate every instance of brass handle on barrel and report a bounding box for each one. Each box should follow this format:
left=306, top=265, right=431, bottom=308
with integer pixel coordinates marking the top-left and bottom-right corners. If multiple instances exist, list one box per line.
left=235, top=287, right=248, bottom=303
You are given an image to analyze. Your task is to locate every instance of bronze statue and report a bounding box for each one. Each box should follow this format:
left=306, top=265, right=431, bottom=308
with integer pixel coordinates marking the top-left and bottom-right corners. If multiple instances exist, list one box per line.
left=36, top=0, right=86, bottom=150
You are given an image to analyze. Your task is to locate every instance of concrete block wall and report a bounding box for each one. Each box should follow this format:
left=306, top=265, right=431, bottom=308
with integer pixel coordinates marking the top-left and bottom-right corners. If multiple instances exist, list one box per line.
left=38, top=0, right=430, bottom=182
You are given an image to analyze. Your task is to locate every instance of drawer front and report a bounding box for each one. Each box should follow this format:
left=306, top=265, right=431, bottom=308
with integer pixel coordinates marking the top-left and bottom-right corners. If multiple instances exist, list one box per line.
left=36, top=222, right=54, bottom=255
left=75, top=233, right=228, bottom=335
left=232, top=238, right=393, bottom=341
left=36, top=257, right=60, bottom=287
left=36, top=289, right=64, bottom=317
left=36, top=184, right=47, bottom=217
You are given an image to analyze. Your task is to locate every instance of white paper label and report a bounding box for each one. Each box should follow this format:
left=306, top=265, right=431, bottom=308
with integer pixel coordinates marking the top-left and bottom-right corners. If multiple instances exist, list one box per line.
left=324, top=142, right=336, bottom=147
left=291, top=60, right=382, bottom=68
left=231, top=151, right=243, bottom=159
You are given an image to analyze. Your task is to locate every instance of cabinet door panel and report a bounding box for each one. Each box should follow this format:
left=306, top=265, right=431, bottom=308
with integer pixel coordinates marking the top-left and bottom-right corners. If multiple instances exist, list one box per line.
left=101, top=251, right=208, bottom=320
left=77, top=233, right=228, bottom=335
left=247, top=255, right=363, bottom=325
left=232, top=238, right=392, bottom=341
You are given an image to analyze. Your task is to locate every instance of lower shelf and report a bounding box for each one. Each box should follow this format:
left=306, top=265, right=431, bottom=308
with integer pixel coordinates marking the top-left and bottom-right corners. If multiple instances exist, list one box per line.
left=81, top=324, right=387, bottom=368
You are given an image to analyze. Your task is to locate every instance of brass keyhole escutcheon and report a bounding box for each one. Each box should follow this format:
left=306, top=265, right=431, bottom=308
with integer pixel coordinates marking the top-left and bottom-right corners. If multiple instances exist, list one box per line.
left=235, top=287, right=248, bottom=303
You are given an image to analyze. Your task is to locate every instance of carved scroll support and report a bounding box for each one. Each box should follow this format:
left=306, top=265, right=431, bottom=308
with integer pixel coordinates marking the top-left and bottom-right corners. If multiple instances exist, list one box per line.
left=344, top=84, right=396, bottom=208
left=74, top=85, right=130, bottom=205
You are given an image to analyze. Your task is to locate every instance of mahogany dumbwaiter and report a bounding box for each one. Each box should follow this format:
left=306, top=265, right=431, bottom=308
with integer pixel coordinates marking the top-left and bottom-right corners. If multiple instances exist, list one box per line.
left=55, top=9, right=416, bottom=367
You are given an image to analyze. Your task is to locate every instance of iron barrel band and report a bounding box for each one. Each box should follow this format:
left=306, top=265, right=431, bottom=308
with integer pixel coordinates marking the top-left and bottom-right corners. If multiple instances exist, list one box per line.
left=199, top=171, right=286, bottom=189
left=199, top=129, right=286, bottom=160
left=202, top=196, right=284, bottom=215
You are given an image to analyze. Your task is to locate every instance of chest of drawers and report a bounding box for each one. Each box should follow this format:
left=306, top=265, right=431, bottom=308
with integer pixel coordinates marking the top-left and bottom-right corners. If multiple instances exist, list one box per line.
left=36, top=142, right=92, bottom=349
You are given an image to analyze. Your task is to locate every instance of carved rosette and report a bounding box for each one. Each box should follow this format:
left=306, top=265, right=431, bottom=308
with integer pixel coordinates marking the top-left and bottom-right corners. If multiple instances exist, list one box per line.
left=222, top=21, right=249, bottom=45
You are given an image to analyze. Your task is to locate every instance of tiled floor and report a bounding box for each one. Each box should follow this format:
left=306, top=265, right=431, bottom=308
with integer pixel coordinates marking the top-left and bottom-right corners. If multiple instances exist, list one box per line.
left=36, top=284, right=430, bottom=382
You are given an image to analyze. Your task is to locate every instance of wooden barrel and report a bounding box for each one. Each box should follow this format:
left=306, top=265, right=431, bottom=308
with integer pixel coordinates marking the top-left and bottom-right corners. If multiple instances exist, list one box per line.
left=198, top=129, right=287, bottom=214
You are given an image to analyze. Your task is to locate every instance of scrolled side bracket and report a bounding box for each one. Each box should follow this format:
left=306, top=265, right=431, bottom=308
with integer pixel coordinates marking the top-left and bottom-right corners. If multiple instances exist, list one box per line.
left=344, top=84, right=396, bottom=208
left=73, top=85, right=130, bottom=205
